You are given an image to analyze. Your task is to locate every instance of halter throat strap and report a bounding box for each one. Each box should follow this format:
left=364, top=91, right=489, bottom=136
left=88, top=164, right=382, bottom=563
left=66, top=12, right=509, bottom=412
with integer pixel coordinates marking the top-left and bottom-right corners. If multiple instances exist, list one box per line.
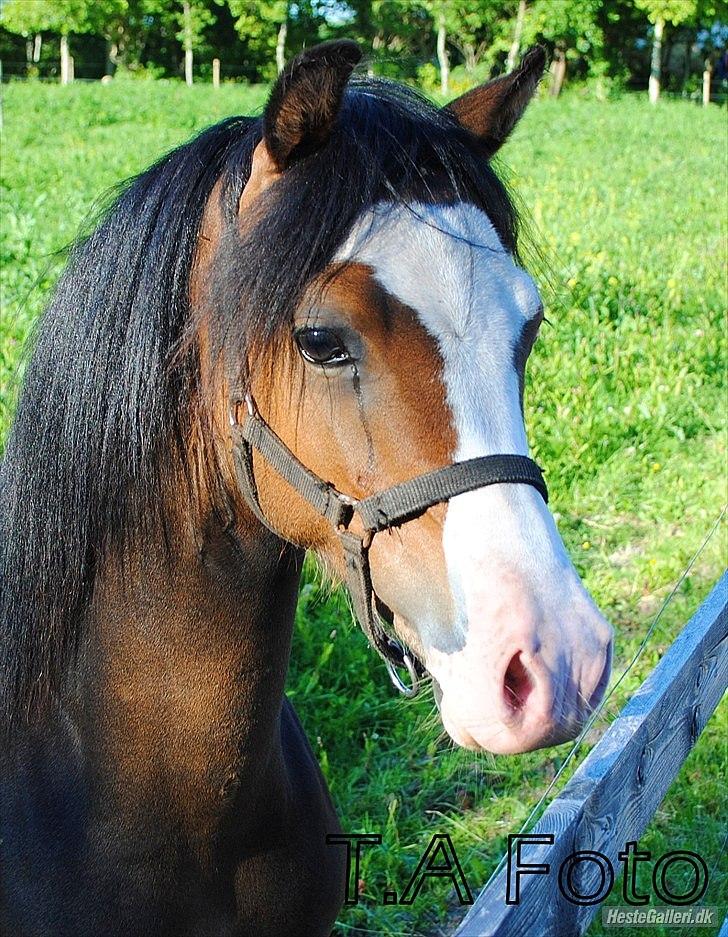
left=230, top=394, right=548, bottom=697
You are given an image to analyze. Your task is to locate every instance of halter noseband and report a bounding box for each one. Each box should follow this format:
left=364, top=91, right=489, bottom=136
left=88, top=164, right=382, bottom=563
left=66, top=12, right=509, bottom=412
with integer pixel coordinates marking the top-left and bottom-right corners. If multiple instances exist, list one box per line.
left=230, top=393, right=548, bottom=698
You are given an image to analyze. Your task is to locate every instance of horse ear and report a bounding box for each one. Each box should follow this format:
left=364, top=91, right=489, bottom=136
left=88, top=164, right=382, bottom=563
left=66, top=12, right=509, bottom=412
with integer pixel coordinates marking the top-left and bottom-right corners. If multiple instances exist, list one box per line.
left=263, top=39, right=361, bottom=171
left=446, top=46, right=546, bottom=157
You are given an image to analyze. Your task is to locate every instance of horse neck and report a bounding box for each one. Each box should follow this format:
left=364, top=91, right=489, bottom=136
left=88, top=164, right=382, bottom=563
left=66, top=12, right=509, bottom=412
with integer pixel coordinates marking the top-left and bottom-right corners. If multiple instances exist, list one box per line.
left=77, top=509, right=303, bottom=847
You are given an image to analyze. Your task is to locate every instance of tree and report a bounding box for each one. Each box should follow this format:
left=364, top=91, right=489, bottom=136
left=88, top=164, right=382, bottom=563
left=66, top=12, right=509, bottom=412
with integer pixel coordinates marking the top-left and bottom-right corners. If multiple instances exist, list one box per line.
left=1, top=0, right=95, bottom=82
left=176, top=0, right=215, bottom=84
left=436, top=9, right=449, bottom=93
left=524, top=0, right=602, bottom=95
left=506, top=0, right=527, bottom=72
left=227, top=1, right=290, bottom=75
left=442, top=0, right=511, bottom=74
left=635, top=0, right=697, bottom=101
left=366, top=1, right=431, bottom=81
left=0, top=0, right=46, bottom=75
left=76, top=0, right=129, bottom=76
left=421, top=0, right=508, bottom=93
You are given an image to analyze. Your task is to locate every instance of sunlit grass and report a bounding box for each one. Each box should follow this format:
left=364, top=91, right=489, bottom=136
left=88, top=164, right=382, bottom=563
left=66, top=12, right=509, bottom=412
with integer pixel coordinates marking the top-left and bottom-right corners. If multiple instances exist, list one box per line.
left=1, top=82, right=725, bottom=936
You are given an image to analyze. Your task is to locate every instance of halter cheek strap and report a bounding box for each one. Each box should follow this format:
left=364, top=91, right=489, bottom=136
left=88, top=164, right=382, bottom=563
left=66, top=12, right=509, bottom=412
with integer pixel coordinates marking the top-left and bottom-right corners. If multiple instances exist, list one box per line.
left=230, top=394, right=548, bottom=698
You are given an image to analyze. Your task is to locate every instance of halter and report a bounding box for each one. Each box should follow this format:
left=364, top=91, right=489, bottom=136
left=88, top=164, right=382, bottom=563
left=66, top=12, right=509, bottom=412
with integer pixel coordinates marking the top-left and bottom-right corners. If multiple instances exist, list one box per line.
left=230, top=393, right=548, bottom=698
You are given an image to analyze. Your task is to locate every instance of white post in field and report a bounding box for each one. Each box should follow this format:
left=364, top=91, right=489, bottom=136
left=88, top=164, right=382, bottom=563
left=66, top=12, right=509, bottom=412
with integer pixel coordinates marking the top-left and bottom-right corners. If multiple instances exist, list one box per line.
left=212, top=57, right=220, bottom=88
left=702, top=60, right=712, bottom=106
left=60, top=34, right=71, bottom=85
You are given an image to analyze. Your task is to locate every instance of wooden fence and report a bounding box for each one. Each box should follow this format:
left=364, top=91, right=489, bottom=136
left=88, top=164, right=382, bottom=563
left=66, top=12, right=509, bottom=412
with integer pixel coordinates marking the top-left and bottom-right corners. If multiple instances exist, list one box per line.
left=453, top=572, right=727, bottom=936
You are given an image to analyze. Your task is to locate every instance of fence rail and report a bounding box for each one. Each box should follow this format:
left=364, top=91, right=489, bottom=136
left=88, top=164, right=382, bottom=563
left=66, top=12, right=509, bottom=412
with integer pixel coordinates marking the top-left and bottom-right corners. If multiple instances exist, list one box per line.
left=453, top=572, right=728, bottom=936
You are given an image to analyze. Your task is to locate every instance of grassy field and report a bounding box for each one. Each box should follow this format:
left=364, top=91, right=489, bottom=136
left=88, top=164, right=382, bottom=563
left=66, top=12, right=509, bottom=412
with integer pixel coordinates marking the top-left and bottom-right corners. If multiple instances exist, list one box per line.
left=1, top=80, right=726, bottom=936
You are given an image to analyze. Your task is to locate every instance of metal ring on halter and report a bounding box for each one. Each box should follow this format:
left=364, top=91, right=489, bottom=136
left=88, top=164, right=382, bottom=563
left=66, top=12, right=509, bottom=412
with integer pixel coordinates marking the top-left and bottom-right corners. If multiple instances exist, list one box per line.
left=228, top=394, right=258, bottom=427
left=384, top=645, right=420, bottom=699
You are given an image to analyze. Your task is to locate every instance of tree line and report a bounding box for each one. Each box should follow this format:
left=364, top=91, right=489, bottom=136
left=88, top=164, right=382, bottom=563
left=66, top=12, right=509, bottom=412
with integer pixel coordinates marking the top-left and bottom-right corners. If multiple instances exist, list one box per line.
left=0, top=0, right=726, bottom=101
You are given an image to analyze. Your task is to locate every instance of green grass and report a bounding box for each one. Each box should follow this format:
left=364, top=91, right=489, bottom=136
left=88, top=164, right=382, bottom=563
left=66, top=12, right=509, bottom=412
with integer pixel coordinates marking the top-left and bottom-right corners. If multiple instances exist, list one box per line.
left=1, top=81, right=726, bottom=936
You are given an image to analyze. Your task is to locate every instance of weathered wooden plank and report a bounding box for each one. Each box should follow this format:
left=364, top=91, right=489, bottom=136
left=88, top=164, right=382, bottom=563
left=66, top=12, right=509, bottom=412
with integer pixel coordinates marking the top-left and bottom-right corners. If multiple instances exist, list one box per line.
left=453, top=573, right=728, bottom=937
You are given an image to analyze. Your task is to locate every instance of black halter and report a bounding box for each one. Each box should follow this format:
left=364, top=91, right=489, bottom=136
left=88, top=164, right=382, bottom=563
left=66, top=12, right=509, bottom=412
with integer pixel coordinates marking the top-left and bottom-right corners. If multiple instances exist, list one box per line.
left=230, top=394, right=548, bottom=698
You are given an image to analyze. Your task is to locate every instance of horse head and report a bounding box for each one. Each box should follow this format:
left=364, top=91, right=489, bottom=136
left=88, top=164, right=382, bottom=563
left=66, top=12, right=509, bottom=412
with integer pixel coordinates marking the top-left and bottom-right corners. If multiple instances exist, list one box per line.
left=198, top=40, right=613, bottom=756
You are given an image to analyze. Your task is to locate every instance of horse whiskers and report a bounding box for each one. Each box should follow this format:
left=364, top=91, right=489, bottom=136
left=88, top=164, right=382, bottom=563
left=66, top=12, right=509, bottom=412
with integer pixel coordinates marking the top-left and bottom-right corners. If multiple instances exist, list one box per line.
left=575, top=686, right=619, bottom=723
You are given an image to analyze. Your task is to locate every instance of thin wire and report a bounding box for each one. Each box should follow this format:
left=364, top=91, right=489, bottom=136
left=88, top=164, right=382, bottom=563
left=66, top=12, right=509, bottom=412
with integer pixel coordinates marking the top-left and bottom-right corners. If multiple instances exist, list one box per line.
left=474, top=503, right=727, bottom=894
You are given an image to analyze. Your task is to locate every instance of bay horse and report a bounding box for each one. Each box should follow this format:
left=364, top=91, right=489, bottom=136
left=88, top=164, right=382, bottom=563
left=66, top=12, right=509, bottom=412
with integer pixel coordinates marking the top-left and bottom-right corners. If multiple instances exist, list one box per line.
left=0, top=41, right=613, bottom=937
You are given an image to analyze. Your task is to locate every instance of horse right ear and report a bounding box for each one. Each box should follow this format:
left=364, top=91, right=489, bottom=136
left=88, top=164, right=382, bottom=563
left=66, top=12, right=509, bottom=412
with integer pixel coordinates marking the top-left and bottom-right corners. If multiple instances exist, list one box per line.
left=446, top=46, right=546, bottom=157
left=263, top=39, right=361, bottom=171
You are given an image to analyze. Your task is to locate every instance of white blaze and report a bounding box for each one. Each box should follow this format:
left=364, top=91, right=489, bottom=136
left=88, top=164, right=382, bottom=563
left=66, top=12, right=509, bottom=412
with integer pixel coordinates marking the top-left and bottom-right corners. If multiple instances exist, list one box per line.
left=337, top=202, right=566, bottom=641
left=337, top=201, right=612, bottom=754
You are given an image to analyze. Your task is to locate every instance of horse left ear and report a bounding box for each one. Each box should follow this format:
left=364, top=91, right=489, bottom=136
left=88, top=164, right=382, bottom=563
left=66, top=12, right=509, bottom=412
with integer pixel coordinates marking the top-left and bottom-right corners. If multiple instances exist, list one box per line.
left=239, top=40, right=361, bottom=212
left=264, top=39, right=361, bottom=171
left=446, top=46, right=546, bottom=157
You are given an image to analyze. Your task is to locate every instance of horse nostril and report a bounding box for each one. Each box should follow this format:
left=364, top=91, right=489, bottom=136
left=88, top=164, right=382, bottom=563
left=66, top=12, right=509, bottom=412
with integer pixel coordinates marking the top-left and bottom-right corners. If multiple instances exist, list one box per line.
left=503, top=652, right=534, bottom=714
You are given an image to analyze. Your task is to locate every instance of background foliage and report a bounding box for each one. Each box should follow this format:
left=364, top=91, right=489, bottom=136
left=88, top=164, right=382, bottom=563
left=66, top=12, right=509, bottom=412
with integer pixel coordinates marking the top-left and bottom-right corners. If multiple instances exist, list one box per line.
left=0, top=76, right=725, bottom=934
left=0, top=0, right=727, bottom=95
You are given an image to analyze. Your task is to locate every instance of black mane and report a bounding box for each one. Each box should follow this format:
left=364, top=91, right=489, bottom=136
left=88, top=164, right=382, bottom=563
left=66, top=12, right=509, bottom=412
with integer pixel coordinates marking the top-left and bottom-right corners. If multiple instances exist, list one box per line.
left=0, top=79, right=519, bottom=733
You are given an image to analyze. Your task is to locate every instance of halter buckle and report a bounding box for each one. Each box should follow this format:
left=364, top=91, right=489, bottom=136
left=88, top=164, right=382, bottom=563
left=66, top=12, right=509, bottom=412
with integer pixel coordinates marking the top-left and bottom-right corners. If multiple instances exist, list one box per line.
left=229, top=393, right=258, bottom=428
left=384, top=642, right=420, bottom=699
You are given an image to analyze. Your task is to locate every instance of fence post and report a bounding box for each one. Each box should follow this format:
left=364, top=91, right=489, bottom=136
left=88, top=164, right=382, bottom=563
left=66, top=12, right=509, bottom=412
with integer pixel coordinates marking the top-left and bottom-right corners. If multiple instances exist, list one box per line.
left=703, top=59, right=712, bottom=106
left=212, top=58, right=220, bottom=89
left=60, top=34, right=71, bottom=85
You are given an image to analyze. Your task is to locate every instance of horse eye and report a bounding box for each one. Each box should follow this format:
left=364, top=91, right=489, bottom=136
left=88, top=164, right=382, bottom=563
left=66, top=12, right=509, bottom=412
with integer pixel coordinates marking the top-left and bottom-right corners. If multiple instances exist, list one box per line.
left=294, top=327, right=351, bottom=366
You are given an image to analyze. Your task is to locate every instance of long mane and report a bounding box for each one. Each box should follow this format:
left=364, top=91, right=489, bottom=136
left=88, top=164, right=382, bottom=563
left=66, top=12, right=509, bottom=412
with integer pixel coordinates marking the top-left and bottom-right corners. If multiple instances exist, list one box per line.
left=0, top=79, right=520, bottom=733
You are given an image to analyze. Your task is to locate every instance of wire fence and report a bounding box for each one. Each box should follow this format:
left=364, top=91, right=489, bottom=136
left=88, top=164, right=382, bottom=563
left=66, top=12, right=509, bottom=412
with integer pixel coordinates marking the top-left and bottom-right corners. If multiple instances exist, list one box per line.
left=1, top=59, right=727, bottom=107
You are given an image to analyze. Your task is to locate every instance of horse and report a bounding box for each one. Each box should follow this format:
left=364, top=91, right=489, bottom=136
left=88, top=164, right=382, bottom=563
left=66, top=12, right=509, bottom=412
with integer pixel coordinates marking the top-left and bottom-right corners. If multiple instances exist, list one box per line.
left=0, top=40, right=613, bottom=937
